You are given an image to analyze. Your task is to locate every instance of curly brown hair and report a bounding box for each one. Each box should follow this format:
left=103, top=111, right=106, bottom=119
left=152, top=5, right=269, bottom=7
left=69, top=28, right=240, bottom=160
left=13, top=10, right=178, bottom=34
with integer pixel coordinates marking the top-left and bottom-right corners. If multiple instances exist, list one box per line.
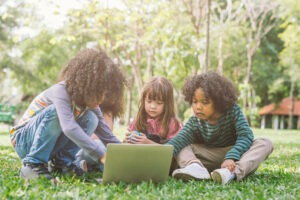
left=99, top=64, right=126, bottom=118
left=182, top=71, right=238, bottom=113
left=135, top=76, right=181, bottom=138
left=60, top=49, right=126, bottom=109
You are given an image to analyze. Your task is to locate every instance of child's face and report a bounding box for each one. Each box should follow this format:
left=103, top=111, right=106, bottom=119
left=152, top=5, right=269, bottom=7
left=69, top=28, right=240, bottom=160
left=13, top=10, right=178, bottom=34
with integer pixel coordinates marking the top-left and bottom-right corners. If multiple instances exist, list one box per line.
left=191, top=88, right=220, bottom=124
left=144, top=95, right=164, bottom=119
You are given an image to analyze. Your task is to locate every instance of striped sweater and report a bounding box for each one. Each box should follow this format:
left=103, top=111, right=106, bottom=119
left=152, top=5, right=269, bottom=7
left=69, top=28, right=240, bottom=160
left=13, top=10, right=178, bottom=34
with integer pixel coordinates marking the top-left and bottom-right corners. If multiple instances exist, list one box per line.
left=166, top=104, right=253, bottom=161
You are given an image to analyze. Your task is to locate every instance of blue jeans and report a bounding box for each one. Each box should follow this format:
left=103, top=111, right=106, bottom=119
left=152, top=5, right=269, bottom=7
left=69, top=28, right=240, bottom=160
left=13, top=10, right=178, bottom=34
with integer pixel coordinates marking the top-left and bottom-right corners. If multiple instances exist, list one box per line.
left=13, top=104, right=98, bottom=165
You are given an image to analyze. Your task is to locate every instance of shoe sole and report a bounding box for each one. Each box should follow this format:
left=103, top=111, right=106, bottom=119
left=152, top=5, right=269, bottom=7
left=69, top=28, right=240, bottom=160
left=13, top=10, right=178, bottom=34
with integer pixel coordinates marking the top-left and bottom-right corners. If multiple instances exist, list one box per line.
left=211, top=171, right=223, bottom=184
left=173, top=172, right=197, bottom=181
left=173, top=172, right=210, bottom=181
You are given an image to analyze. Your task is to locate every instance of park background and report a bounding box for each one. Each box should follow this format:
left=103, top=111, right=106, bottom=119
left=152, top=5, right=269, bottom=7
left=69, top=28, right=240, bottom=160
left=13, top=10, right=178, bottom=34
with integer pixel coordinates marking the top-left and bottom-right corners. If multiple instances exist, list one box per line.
left=0, top=0, right=299, bottom=199
left=0, top=0, right=299, bottom=129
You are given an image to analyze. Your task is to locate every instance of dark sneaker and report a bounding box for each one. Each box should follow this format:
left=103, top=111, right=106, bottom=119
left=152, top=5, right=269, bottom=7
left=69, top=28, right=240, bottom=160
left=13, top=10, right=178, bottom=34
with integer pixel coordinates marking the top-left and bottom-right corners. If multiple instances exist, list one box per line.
left=49, top=160, right=87, bottom=176
left=70, top=160, right=88, bottom=176
left=20, top=163, right=53, bottom=180
left=87, top=163, right=104, bottom=172
left=48, top=160, right=69, bottom=174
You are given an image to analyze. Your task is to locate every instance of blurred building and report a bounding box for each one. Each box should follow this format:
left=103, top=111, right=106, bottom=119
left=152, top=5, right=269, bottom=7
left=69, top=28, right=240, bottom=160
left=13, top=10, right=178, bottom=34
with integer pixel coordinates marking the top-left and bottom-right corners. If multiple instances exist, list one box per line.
left=259, top=97, right=300, bottom=130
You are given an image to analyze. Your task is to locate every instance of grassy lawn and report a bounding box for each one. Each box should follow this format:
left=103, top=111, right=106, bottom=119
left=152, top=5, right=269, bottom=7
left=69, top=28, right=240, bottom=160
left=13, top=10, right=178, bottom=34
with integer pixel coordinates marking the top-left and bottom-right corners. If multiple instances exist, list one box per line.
left=0, top=127, right=299, bottom=199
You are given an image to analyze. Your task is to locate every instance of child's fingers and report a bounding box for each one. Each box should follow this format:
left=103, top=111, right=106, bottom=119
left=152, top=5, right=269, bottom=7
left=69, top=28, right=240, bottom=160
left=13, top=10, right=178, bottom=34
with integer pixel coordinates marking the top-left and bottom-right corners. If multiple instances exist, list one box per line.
left=130, top=135, right=143, bottom=143
left=124, top=133, right=134, bottom=143
left=123, top=138, right=130, bottom=143
left=139, top=132, right=146, bottom=136
left=133, top=135, right=146, bottom=141
left=126, top=138, right=134, bottom=143
left=132, top=135, right=149, bottom=144
left=221, top=159, right=235, bottom=172
left=125, top=132, right=131, bottom=136
left=124, top=132, right=133, bottom=139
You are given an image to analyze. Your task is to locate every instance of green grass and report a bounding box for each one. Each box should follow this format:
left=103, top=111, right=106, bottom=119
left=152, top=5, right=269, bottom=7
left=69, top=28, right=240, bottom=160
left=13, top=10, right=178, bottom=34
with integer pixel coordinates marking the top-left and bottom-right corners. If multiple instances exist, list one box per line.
left=0, top=128, right=299, bottom=199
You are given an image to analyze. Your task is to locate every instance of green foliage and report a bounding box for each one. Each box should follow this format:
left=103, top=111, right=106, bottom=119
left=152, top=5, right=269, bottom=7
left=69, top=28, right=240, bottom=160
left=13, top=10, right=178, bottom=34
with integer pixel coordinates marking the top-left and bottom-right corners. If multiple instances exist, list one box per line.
left=276, top=0, right=300, bottom=102
left=11, top=30, right=73, bottom=95
left=0, top=1, right=23, bottom=93
left=251, top=25, right=285, bottom=106
left=1, top=0, right=300, bottom=125
left=0, top=129, right=299, bottom=199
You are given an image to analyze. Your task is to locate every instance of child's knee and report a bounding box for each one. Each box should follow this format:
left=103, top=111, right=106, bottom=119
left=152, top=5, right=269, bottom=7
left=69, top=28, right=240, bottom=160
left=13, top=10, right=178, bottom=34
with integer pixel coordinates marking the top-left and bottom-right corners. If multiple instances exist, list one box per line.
left=44, top=105, right=59, bottom=120
left=80, top=110, right=98, bottom=135
left=86, top=110, right=98, bottom=126
left=255, top=138, right=273, bottom=154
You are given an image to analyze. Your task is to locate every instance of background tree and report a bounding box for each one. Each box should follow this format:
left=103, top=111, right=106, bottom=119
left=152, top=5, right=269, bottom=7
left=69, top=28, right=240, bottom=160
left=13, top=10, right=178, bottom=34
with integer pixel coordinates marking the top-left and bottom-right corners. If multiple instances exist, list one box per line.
left=0, top=1, right=23, bottom=103
left=278, top=0, right=300, bottom=129
left=1, top=0, right=299, bottom=129
left=240, top=0, right=280, bottom=125
left=212, top=0, right=244, bottom=74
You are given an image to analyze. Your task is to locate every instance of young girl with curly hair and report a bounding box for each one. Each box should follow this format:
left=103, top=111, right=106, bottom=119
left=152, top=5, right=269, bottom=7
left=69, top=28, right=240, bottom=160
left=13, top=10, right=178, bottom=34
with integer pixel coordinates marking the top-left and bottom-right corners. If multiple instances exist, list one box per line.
left=10, top=49, right=125, bottom=180
left=167, top=72, right=273, bottom=184
left=74, top=65, right=126, bottom=172
left=124, top=76, right=182, bottom=144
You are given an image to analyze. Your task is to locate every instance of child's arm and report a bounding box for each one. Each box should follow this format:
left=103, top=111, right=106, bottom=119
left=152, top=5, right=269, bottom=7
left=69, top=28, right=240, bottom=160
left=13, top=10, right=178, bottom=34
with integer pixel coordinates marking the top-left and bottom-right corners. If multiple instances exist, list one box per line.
left=50, top=83, right=106, bottom=163
left=92, top=107, right=121, bottom=145
left=224, top=104, right=254, bottom=161
left=166, top=117, right=199, bottom=155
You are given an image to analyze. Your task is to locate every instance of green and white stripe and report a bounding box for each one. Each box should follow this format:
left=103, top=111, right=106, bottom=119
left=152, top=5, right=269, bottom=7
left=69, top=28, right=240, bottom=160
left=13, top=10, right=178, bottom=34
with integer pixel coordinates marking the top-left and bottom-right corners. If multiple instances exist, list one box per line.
left=166, top=104, right=253, bottom=161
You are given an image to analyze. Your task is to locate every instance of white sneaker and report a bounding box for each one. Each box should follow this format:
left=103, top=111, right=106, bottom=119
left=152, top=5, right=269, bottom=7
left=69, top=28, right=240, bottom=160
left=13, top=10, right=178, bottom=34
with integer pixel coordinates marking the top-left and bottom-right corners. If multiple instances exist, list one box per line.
left=172, top=163, right=211, bottom=181
left=211, top=168, right=235, bottom=185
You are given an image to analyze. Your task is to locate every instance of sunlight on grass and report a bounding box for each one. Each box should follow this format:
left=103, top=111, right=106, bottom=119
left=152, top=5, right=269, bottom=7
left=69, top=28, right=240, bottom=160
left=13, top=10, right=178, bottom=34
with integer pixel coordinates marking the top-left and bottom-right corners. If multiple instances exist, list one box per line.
left=0, top=132, right=10, bottom=146
left=253, top=128, right=300, bottom=144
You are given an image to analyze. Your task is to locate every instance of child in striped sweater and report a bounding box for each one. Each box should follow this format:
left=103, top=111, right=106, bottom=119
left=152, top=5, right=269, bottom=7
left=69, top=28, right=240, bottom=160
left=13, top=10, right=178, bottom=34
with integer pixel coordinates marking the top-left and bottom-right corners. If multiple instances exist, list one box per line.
left=167, top=72, right=273, bottom=184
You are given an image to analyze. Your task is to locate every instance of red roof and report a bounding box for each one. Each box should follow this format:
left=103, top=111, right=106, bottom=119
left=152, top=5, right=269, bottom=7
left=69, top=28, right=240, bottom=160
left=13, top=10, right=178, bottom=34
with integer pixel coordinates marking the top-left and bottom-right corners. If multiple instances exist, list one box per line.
left=259, top=97, right=300, bottom=116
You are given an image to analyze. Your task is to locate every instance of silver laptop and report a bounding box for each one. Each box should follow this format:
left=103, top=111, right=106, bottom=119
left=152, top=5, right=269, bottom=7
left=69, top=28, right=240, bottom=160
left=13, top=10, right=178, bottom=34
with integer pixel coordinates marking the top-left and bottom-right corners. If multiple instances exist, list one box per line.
left=102, top=143, right=174, bottom=184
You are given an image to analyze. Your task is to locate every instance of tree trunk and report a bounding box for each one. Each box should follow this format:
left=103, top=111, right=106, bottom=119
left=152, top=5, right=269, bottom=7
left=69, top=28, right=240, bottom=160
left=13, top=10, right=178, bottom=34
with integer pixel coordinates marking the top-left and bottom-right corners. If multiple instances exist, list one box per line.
left=125, top=76, right=134, bottom=125
left=243, top=34, right=259, bottom=120
left=204, top=0, right=211, bottom=72
left=217, top=33, right=223, bottom=75
left=132, top=41, right=144, bottom=94
left=245, top=35, right=256, bottom=85
left=288, top=80, right=295, bottom=129
left=145, top=48, right=154, bottom=81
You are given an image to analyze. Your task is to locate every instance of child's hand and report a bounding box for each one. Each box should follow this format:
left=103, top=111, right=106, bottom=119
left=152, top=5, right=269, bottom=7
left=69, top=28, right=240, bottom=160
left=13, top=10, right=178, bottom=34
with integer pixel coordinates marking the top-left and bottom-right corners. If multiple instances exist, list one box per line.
left=124, top=131, right=156, bottom=144
left=221, top=159, right=235, bottom=172
left=128, top=132, right=154, bottom=144
left=123, top=131, right=144, bottom=143
left=99, top=154, right=106, bottom=164
left=123, top=132, right=132, bottom=143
